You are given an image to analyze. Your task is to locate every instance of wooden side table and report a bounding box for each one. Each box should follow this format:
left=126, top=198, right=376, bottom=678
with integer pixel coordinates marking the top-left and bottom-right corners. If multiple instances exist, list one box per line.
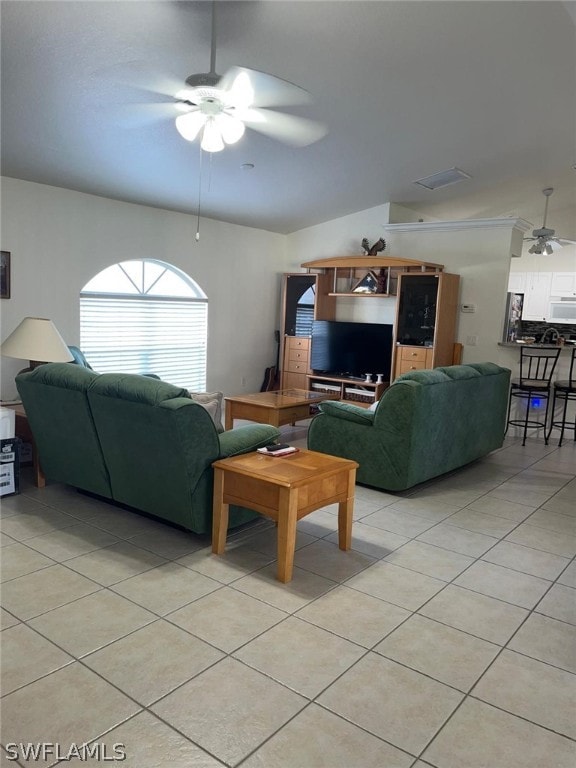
left=3, top=404, right=45, bottom=488
left=212, top=449, right=358, bottom=583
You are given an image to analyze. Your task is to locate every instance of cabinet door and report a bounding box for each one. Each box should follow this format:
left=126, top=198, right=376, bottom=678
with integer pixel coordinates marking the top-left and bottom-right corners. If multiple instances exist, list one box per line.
left=551, top=273, right=576, bottom=297
left=522, top=272, right=552, bottom=321
left=395, top=274, right=439, bottom=346
left=282, top=275, right=317, bottom=337
left=508, top=272, right=526, bottom=293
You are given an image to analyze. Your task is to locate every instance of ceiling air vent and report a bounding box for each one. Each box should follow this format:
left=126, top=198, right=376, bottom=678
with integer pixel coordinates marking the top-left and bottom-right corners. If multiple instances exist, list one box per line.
left=413, top=167, right=472, bottom=191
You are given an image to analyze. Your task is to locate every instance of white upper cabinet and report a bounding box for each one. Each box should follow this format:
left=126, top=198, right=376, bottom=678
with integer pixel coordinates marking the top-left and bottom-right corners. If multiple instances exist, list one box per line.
left=508, top=272, right=526, bottom=293
left=522, top=272, right=552, bottom=321
left=550, top=272, right=576, bottom=297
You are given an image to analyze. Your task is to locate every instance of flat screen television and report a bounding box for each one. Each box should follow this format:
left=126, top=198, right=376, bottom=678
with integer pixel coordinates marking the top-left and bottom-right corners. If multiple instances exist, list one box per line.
left=310, top=320, right=394, bottom=379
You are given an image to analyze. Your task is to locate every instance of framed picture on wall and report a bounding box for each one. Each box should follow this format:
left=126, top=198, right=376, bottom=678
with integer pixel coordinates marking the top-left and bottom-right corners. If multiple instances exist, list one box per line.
left=0, top=251, right=10, bottom=299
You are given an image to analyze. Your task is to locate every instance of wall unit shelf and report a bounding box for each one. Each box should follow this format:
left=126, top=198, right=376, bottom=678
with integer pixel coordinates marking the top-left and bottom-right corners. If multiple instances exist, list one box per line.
left=308, top=374, right=388, bottom=405
left=300, top=256, right=445, bottom=270
left=327, top=292, right=394, bottom=298
left=301, top=256, right=445, bottom=299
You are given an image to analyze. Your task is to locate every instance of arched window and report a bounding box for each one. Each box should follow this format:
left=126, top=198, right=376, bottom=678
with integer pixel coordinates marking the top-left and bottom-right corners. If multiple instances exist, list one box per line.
left=80, top=259, right=207, bottom=389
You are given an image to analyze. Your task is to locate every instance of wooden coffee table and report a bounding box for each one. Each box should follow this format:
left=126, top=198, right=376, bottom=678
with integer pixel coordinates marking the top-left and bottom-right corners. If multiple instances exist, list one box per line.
left=212, top=449, right=358, bottom=583
left=224, top=389, right=339, bottom=430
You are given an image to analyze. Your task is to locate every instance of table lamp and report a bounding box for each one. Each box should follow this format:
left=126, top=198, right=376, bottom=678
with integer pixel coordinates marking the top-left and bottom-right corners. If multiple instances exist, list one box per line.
left=0, top=316, right=73, bottom=372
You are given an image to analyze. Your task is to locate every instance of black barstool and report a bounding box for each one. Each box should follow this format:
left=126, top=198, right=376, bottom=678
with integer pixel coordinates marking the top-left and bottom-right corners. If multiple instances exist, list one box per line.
left=506, top=346, right=561, bottom=446
left=546, top=346, right=576, bottom=446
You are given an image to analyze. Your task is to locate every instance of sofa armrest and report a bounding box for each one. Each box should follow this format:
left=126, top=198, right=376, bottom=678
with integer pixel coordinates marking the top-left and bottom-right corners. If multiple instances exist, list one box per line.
left=319, top=400, right=375, bottom=425
left=218, top=424, right=280, bottom=458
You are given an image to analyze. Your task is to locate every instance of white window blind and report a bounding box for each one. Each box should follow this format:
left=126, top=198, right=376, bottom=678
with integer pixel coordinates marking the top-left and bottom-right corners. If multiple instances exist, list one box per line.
left=80, top=260, right=208, bottom=390
left=295, top=304, right=314, bottom=336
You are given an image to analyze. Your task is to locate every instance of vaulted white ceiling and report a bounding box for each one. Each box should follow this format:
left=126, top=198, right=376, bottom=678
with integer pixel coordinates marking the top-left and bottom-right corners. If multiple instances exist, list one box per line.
left=1, top=1, right=575, bottom=237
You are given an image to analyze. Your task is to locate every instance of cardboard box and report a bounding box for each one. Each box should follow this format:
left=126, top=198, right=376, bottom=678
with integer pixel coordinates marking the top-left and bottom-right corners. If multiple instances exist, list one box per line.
left=19, top=441, right=33, bottom=465
left=0, top=437, right=21, bottom=497
left=0, top=407, right=16, bottom=439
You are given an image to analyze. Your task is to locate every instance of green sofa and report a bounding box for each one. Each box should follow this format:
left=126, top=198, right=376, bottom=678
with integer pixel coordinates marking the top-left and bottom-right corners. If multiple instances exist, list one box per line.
left=308, top=363, right=511, bottom=492
left=16, top=363, right=280, bottom=534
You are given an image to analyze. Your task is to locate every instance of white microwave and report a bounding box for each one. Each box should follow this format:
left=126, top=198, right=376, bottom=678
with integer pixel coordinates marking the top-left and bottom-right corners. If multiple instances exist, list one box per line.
left=549, top=300, right=576, bottom=324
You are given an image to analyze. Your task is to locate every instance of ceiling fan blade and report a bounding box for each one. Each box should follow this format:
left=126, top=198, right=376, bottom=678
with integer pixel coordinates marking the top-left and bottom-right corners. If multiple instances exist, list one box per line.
left=556, top=238, right=576, bottom=246
left=93, top=60, right=184, bottom=100
left=242, top=107, right=327, bottom=147
left=218, top=66, right=312, bottom=108
left=110, top=102, right=179, bottom=129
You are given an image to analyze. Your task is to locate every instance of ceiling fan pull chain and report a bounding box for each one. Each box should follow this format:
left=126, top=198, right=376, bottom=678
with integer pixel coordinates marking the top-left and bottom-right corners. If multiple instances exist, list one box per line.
left=195, top=143, right=203, bottom=242
left=208, top=150, right=213, bottom=195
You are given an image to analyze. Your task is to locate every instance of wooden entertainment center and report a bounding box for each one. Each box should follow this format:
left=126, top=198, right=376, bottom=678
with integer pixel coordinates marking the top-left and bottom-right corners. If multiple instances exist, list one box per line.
left=280, top=256, right=460, bottom=404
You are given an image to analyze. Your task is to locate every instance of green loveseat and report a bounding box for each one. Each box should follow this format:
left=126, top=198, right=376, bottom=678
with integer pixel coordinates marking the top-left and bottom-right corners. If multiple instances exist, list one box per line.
left=16, top=363, right=280, bottom=534
left=308, top=363, right=511, bottom=492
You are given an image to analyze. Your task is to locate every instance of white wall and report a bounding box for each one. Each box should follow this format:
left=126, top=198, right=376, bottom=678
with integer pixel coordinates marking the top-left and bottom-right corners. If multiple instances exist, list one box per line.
left=0, top=178, right=289, bottom=399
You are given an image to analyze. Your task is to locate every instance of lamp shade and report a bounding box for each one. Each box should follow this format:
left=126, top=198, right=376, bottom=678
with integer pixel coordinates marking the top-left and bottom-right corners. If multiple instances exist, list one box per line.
left=0, top=317, right=73, bottom=364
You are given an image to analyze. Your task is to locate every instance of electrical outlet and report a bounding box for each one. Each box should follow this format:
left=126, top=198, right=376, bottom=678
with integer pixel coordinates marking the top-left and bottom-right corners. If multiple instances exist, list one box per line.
left=466, top=335, right=478, bottom=346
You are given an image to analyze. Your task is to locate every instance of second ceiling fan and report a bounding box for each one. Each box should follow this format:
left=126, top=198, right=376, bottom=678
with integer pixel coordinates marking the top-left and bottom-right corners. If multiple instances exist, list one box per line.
left=524, top=187, right=575, bottom=255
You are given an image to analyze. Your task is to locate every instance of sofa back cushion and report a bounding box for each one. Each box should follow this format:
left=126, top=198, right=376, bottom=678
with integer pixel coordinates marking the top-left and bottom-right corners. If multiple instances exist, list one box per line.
left=87, top=373, right=221, bottom=529
left=373, top=364, right=510, bottom=487
left=15, top=363, right=112, bottom=497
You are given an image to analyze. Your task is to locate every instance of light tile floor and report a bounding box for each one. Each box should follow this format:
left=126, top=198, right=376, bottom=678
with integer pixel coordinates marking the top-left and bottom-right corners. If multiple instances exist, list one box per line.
left=1, top=429, right=575, bottom=767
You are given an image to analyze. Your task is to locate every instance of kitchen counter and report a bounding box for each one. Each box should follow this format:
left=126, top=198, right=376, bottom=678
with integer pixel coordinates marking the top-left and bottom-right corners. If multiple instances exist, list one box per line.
left=498, top=342, right=576, bottom=351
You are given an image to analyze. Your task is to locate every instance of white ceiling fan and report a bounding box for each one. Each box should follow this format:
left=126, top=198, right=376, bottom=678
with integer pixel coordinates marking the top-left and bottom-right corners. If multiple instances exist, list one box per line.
left=524, top=187, right=575, bottom=255
left=170, top=2, right=326, bottom=152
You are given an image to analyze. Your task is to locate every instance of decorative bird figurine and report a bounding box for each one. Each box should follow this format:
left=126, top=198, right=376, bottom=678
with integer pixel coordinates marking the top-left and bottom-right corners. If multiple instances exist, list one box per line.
left=361, top=238, right=370, bottom=255
left=368, top=237, right=386, bottom=256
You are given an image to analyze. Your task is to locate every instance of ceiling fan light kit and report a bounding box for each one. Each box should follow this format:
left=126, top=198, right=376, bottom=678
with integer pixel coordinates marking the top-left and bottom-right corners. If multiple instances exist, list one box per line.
left=175, top=108, right=245, bottom=152
left=175, top=72, right=253, bottom=152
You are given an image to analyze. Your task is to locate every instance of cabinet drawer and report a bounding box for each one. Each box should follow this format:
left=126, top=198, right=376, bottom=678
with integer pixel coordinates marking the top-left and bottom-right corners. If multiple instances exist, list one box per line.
left=397, top=360, right=427, bottom=374
left=286, top=336, right=310, bottom=351
left=286, top=360, right=308, bottom=374
left=289, top=348, right=309, bottom=363
left=400, top=346, right=428, bottom=362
